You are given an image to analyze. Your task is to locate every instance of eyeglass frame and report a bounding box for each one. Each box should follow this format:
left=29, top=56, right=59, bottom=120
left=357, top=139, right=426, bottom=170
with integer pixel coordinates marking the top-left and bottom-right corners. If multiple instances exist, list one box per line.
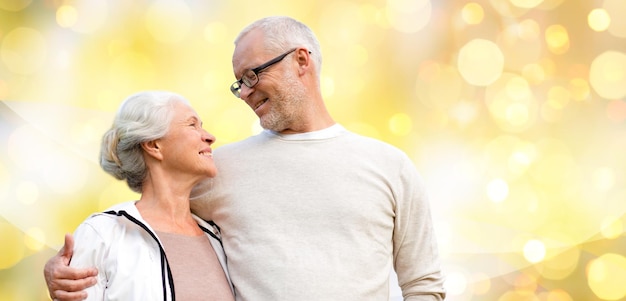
left=229, top=48, right=300, bottom=98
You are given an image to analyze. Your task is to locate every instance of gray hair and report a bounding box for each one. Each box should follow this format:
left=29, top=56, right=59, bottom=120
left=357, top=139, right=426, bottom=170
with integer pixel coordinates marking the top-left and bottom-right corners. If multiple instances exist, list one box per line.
left=99, top=91, right=189, bottom=193
left=235, top=16, right=322, bottom=76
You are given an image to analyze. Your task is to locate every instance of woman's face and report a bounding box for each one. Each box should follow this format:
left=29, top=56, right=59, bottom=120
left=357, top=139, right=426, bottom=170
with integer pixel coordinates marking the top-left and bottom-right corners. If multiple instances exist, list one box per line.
left=157, top=101, right=217, bottom=179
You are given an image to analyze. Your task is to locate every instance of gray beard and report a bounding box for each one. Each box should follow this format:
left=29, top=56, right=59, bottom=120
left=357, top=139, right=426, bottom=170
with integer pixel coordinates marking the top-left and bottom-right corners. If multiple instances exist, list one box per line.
left=259, top=73, right=306, bottom=132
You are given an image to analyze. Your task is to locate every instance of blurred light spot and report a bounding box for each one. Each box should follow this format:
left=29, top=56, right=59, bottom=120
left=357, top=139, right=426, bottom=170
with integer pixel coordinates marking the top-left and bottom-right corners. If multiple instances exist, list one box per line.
left=1, top=27, right=47, bottom=75
left=522, top=63, right=546, bottom=84
left=606, top=100, right=626, bottom=123
left=450, top=101, right=478, bottom=128
left=524, top=239, right=546, bottom=263
left=15, top=181, right=38, bottom=205
left=145, top=0, right=192, bottom=43
left=499, top=20, right=543, bottom=71
left=592, top=167, right=615, bottom=192
left=388, top=113, right=412, bottom=136
left=203, top=22, right=228, bottom=44
left=67, top=0, right=108, bottom=34
left=506, top=103, right=530, bottom=126
left=546, top=86, right=570, bottom=109
left=484, top=135, right=536, bottom=180
left=509, top=0, right=544, bottom=9
left=600, top=216, right=623, bottom=240
left=385, top=0, right=431, bottom=33
left=0, top=220, right=24, bottom=269
left=487, top=178, right=509, bottom=203
left=508, top=149, right=533, bottom=176
left=518, top=19, right=541, bottom=41
left=24, top=227, right=45, bottom=251
left=568, top=78, right=590, bottom=101
left=590, top=51, right=626, bottom=100
left=588, top=8, right=610, bottom=32
left=604, top=0, right=626, bottom=38
left=486, top=75, right=537, bottom=132
left=587, top=253, right=626, bottom=300
left=544, top=289, right=573, bottom=301
left=0, top=0, right=31, bottom=11
left=545, top=24, right=569, bottom=55
left=541, top=86, right=570, bottom=122
left=444, top=271, right=467, bottom=295
left=458, top=39, right=504, bottom=86
left=56, top=5, right=78, bottom=28
left=461, top=3, right=484, bottom=25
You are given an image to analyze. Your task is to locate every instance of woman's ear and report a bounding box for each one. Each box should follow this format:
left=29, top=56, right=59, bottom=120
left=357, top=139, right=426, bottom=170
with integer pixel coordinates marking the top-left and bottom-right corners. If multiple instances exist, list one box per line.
left=141, top=140, right=163, bottom=161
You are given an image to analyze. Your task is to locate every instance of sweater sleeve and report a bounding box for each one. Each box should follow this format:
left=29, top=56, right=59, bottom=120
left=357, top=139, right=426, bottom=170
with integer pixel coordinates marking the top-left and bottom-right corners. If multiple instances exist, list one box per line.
left=69, top=220, right=108, bottom=301
left=393, top=157, right=446, bottom=300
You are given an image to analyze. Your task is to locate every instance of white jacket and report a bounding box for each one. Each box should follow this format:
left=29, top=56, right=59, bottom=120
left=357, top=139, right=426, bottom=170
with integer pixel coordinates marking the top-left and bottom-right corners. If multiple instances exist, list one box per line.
left=69, top=201, right=233, bottom=300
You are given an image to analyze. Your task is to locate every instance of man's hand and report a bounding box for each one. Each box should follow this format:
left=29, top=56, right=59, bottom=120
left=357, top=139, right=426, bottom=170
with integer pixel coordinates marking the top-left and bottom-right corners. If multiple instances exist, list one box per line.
left=43, top=234, right=98, bottom=301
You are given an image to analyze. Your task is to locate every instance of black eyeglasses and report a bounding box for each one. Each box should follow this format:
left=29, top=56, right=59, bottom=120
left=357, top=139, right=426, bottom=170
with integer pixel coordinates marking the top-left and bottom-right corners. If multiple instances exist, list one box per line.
left=230, top=48, right=297, bottom=98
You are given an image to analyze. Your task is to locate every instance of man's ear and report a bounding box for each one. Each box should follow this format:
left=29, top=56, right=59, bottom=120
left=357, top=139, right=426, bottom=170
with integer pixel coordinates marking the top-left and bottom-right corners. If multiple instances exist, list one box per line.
left=295, top=48, right=312, bottom=74
left=141, top=140, right=163, bottom=161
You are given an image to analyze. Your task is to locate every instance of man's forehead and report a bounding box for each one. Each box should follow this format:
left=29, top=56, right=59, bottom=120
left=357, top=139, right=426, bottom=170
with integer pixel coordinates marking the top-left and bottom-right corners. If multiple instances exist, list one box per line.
left=232, top=42, right=267, bottom=73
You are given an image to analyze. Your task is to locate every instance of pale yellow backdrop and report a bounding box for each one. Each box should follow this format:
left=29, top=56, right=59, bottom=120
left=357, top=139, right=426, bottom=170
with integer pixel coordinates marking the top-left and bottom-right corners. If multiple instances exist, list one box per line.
left=1, top=0, right=625, bottom=300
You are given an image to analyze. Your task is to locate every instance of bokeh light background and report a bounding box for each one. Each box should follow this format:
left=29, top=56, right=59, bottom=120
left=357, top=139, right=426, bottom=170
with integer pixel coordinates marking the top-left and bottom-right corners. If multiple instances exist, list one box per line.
left=1, top=0, right=625, bottom=300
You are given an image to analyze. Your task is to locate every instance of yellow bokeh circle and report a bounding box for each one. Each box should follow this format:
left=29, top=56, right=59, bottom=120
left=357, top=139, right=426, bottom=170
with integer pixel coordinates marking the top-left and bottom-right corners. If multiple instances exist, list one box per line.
left=587, top=253, right=626, bottom=300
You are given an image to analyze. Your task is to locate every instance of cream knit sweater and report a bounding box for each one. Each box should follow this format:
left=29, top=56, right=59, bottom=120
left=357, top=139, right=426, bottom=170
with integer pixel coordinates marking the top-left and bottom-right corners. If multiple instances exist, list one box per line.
left=191, top=124, right=445, bottom=300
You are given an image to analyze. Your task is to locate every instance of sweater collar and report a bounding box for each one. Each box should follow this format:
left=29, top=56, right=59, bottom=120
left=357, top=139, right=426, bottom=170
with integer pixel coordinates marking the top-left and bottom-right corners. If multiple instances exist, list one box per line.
left=265, top=123, right=346, bottom=140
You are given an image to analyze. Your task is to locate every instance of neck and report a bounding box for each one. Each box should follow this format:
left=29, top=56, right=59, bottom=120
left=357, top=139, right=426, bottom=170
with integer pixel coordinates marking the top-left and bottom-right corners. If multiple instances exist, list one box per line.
left=136, top=173, right=203, bottom=236
left=279, top=96, right=335, bottom=134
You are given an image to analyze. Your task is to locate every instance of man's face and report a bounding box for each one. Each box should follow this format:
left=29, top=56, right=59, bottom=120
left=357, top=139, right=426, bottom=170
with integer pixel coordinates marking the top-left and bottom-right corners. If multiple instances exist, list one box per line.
left=232, top=30, right=306, bottom=132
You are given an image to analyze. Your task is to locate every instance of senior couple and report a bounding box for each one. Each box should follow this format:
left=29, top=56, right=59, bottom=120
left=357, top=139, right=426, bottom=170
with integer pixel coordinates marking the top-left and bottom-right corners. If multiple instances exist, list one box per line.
left=44, top=16, right=446, bottom=301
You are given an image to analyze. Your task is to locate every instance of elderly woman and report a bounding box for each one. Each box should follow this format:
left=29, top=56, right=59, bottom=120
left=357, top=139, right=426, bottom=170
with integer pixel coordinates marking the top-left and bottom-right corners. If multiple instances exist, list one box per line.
left=63, top=91, right=234, bottom=300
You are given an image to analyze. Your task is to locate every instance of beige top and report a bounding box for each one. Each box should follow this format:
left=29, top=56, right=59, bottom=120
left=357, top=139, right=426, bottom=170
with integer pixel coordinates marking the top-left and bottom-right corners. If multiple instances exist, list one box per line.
left=191, top=125, right=446, bottom=300
left=157, top=231, right=235, bottom=301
